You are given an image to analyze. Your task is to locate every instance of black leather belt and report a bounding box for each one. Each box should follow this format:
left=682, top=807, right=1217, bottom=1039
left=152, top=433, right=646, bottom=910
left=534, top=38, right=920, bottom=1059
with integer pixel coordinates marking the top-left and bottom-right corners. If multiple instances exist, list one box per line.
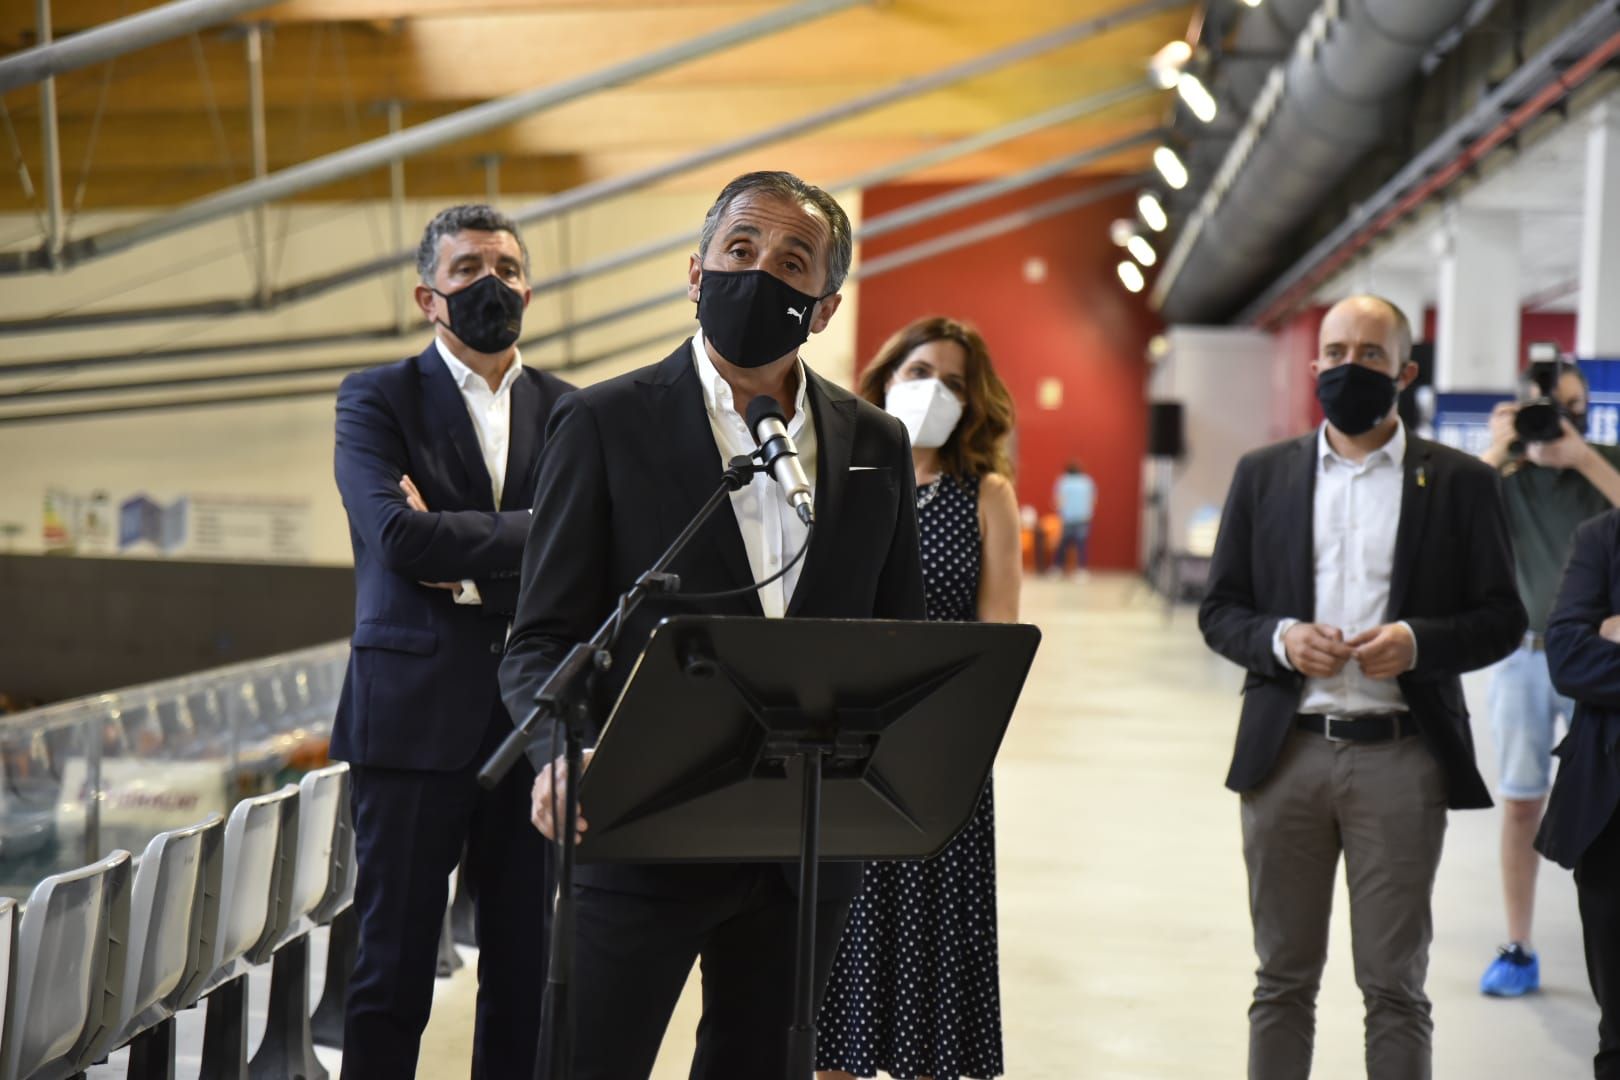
left=1295, top=713, right=1415, bottom=742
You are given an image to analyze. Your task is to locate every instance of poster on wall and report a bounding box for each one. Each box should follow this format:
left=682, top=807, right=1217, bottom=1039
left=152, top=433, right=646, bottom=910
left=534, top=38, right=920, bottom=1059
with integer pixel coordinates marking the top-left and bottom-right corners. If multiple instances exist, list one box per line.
left=186, top=494, right=313, bottom=561
left=40, top=489, right=312, bottom=562
left=42, top=489, right=115, bottom=555
left=1432, top=358, right=1620, bottom=453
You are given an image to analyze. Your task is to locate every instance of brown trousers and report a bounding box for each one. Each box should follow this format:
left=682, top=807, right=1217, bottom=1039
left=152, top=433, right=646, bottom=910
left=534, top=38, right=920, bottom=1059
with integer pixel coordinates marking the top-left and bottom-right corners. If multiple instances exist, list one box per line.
left=1241, top=728, right=1449, bottom=1080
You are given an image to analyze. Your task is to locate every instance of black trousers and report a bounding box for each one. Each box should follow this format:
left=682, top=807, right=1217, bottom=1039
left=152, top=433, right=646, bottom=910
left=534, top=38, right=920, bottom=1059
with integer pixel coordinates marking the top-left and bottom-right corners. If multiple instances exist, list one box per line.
left=1580, top=804, right=1620, bottom=1080
left=553, top=866, right=850, bottom=1080
left=341, top=719, right=553, bottom=1080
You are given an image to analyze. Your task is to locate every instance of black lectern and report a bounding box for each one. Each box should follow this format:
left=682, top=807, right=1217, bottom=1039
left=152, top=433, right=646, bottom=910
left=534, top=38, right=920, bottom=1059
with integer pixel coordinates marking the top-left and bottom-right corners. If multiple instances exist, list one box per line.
left=576, top=614, right=1041, bottom=1079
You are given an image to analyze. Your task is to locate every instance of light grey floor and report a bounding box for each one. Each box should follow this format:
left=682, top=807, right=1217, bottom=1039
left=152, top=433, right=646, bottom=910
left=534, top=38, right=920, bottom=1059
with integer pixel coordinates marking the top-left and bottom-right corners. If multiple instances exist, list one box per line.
left=94, top=575, right=1601, bottom=1078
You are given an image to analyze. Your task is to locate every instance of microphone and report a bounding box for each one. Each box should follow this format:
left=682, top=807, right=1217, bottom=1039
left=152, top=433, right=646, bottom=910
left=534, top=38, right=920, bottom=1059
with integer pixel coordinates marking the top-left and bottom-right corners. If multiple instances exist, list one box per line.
left=746, top=394, right=815, bottom=525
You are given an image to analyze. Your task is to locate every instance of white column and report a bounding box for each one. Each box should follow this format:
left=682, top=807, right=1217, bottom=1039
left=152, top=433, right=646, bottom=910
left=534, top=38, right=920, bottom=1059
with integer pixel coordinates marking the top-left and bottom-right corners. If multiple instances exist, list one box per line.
left=1435, top=204, right=1520, bottom=391
left=1578, top=102, right=1620, bottom=358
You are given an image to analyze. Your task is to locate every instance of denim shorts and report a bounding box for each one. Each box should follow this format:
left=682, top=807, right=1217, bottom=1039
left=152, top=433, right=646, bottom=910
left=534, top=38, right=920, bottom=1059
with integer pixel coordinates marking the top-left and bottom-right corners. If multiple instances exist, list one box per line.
left=1487, top=643, right=1573, bottom=800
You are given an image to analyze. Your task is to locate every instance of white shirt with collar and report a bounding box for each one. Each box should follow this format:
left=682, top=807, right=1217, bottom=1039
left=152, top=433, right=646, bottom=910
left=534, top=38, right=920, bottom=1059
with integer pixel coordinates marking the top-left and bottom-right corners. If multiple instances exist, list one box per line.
left=435, top=336, right=524, bottom=606
left=692, top=334, right=816, bottom=619
left=1273, top=421, right=1416, bottom=715
left=435, top=336, right=523, bottom=506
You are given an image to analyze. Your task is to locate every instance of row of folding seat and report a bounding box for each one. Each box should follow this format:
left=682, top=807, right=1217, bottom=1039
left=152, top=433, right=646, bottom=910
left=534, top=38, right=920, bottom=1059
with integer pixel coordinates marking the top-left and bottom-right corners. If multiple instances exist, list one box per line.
left=0, top=762, right=356, bottom=1080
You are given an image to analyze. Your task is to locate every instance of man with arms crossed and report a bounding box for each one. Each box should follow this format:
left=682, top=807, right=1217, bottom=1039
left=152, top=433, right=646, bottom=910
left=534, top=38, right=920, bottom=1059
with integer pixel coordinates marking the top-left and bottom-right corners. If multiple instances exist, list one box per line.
left=333, top=205, right=574, bottom=1079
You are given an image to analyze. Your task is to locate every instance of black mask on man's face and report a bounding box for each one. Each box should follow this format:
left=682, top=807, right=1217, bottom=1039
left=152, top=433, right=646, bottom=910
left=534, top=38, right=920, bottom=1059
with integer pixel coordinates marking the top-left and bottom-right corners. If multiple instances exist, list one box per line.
left=1316, top=362, right=1400, bottom=436
left=433, top=273, right=525, bottom=355
left=696, top=267, right=824, bottom=369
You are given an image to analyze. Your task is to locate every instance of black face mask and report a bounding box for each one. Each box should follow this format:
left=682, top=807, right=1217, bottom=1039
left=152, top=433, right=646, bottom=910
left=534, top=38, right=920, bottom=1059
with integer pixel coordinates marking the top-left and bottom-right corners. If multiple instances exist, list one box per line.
left=696, top=268, right=824, bottom=369
left=1316, top=363, right=1400, bottom=436
left=1570, top=409, right=1589, bottom=437
left=434, top=274, right=525, bottom=355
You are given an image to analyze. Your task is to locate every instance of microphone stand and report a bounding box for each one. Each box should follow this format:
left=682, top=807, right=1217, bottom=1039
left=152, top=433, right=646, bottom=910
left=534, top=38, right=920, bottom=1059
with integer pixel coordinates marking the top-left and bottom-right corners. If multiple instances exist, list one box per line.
left=478, top=454, right=767, bottom=1080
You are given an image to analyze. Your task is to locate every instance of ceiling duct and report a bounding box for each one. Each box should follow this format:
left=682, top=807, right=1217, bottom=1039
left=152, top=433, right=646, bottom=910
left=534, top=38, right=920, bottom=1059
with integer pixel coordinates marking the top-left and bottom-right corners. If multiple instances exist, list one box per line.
left=1221, top=0, right=1318, bottom=112
left=1155, top=0, right=1478, bottom=323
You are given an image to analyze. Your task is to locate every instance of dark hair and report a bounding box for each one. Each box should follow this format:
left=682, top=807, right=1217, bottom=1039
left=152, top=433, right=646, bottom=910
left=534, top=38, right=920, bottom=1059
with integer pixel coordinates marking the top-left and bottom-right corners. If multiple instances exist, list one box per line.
left=698, top=171, right=853, bottom=295
left=416, top=204, right=530, bottom=284
left=858, top=316, right=1015, bottom=480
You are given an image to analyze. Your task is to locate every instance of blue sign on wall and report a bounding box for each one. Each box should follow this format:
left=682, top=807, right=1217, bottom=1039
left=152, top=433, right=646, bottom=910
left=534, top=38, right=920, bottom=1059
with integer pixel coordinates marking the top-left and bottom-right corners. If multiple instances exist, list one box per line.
left=1433, top=358, right=1620, bottom=453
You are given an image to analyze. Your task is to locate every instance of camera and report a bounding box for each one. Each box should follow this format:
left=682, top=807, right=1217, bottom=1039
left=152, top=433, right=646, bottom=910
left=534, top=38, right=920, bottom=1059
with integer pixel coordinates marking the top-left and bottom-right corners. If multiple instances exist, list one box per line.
left=1513, top=346, right=1577, bottom=444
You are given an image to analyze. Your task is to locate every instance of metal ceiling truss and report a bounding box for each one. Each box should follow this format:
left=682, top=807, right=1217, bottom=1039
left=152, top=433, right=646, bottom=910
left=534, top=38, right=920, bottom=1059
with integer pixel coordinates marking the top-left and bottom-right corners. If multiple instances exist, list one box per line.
left=1, top=141, right=1150, bottom=418
left=0, top=86, right=1158, bottom=371
left=0, top=0, right=280, bottom=94
left=0, top=0, right=877, bottom=275
left=0, top=0, right=1179, bottom=331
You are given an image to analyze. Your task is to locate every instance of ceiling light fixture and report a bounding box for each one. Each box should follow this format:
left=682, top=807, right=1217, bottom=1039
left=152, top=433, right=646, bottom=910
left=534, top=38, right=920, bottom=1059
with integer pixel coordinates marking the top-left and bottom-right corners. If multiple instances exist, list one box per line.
left=1137, top=192, right=1168, bottom=232
left=1127, top=235, right=1158, bottom=267
left=1149, top=40, right=1193, bottom=89
left=1118, top=261, right=1146, bottom=293
left=1176, top=73, right=1219, bottom=123
left=1153, top=146, right=1189, bottom=190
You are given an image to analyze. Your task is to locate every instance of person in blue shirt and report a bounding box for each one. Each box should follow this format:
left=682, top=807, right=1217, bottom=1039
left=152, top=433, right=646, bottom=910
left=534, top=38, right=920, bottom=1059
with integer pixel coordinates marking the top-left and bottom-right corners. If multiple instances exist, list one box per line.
left=1052, top=461, right=1096, bottom=575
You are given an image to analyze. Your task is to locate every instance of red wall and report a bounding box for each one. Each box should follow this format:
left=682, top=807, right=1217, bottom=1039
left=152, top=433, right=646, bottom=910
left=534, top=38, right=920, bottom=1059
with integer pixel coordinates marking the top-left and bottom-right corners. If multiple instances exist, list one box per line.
left=1274, top=305, right=1327, bottom=435
left=854, top=177, right=1160, bottom=571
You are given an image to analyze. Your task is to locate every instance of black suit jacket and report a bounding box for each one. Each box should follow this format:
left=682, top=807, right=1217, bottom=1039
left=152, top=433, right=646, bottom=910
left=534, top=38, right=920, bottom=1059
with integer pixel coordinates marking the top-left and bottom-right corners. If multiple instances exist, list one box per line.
left=332, top=344, right=575, bottom=771
left=1198, top=429, right=1527, bottom=810
left=499, top=340, right=928, bottom=899
left=1538, top=509, right=1620, bottom=868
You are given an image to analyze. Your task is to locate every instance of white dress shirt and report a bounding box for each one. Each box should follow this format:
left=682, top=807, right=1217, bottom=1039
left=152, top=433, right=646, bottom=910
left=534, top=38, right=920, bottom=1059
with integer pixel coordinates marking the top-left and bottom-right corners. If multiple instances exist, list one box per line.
left=692, top=335, right=816, bottom=619
left=435, top=337, right=524, bottom=606
left=1273, top=422, right=1414, bottom=714
left=435, top=337, right=523, bottom=506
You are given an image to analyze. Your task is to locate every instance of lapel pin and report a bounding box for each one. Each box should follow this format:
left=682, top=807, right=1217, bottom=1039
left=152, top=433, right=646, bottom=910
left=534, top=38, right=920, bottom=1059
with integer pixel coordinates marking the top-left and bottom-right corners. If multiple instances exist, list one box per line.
left=1417, top=465, right=1427, bottom=488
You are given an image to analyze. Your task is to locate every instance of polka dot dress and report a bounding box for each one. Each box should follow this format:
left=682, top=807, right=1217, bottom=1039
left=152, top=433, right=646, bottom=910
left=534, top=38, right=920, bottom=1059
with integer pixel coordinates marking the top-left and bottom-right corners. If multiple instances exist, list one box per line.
left=816, top=472, right=1003, bottom=1080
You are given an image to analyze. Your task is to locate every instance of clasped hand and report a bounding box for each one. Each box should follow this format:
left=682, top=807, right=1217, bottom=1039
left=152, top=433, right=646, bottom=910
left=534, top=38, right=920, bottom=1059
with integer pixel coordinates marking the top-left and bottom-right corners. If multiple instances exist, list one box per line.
left=1283, top=621, right=1415, bottom=680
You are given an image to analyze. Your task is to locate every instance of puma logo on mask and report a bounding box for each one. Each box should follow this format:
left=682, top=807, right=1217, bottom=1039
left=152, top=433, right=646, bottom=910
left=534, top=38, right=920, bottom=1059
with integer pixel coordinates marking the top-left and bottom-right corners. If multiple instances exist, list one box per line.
left=787, top=306, right=806, bottom=323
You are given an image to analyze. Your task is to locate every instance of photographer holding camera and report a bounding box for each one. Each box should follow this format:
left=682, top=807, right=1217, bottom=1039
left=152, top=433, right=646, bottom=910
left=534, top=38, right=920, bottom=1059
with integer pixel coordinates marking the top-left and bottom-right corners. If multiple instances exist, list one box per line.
left=1478, top=356, right=1620, bottom=998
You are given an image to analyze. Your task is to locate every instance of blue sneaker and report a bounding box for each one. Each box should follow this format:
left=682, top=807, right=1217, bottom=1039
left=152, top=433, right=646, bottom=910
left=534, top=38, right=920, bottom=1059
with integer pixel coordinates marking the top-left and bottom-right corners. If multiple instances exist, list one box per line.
left=1480, top=944, right=1540, bottom=997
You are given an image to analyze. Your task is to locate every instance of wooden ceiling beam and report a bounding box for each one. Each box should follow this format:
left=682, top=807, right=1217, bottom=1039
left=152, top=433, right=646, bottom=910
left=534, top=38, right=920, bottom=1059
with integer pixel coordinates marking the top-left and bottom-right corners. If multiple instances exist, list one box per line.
left=0, top=133, right=1158, bottom=212
left=0, top=1, right=1187, bottom=217
left=1, top=0, right=780, bottom=40
left=6, top=9, right=1185, bottom=111
left=21, top=53, right=1162, bottom=120
left=1, top=82, right=1164, bottom=166
left=2, top=0, right=1180, bottom=37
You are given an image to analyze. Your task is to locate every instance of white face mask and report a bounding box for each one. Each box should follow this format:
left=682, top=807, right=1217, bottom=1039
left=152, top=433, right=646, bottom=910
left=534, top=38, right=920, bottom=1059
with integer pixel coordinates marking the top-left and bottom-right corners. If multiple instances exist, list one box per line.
left=885, top=377, right=964, bottom=450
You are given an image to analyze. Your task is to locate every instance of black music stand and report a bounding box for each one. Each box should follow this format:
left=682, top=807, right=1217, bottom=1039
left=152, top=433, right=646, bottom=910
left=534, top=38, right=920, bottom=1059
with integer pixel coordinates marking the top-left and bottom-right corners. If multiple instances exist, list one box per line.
left=575, top=614, right=1041, bottom=1079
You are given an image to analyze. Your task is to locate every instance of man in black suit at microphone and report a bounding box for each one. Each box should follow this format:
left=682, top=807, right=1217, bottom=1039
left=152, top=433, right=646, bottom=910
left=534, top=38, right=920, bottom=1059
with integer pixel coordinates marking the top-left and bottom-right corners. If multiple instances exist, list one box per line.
left=499, top=171, right=927, bottom=1079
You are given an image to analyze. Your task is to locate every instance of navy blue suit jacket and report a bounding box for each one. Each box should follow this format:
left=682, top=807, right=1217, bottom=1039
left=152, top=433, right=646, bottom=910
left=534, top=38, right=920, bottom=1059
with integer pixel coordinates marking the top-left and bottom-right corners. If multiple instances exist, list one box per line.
left=332, top=343, right=575, bottom=772
left=1540, top=509, right=1620, bottom=868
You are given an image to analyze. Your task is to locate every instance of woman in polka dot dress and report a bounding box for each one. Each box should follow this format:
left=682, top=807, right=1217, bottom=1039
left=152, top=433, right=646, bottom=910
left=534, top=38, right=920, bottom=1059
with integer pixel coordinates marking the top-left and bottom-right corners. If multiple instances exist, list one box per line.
left=817, top=316, right=1022, bottom=1080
